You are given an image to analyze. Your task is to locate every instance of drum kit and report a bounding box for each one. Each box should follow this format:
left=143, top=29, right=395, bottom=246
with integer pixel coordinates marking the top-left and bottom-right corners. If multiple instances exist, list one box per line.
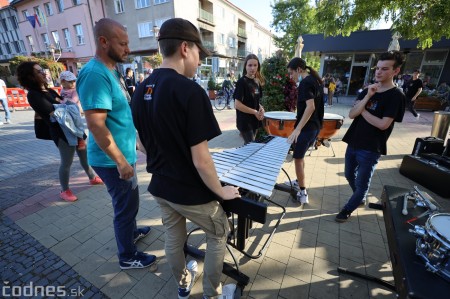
left=407, top=186, right=450, bottom=283
left=263, top=111, right=345, bottom=156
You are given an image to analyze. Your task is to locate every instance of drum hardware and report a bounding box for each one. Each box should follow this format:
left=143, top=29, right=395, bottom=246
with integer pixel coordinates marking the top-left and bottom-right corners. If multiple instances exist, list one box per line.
left=402, top=186, right=439, bottom=217
left=409, top=213, right=450, bottom=282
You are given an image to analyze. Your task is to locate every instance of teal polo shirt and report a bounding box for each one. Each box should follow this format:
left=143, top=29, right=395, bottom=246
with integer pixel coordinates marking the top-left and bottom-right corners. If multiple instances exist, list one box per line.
left=77, top=59, right=136, bottom=167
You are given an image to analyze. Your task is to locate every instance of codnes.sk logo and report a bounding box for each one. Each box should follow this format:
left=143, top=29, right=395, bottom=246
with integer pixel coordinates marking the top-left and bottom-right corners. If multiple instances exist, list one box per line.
left=2, top=281, right=85, bottom=297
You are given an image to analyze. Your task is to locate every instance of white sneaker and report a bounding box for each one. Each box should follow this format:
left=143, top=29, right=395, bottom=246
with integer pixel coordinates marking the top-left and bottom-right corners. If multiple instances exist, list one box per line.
left=284, top=179, right=299, bottom=189
left=297, top=189, right=309, bottom=204
left=415, top=114, right=420, bottom=119
left=178, top=260, right=198, bottom=299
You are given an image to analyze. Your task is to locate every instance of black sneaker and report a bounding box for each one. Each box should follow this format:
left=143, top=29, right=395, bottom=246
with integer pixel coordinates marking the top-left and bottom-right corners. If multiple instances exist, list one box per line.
left=119, top=251, right=156, bottom=269
left=134, top=226, right=151, bottom=244
left=335, top=209, right=352, bottom=223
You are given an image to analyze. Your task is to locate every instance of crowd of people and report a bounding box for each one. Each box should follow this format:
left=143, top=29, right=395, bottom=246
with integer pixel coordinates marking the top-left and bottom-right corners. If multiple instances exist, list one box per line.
left=12, top=15, right=415, bottom=299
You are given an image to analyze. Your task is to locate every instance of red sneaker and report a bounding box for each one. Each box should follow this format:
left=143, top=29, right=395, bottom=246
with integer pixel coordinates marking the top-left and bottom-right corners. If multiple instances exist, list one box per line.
left=60, top=189, right=77, bottom=202
left=89, top=176, right=104, bottom=185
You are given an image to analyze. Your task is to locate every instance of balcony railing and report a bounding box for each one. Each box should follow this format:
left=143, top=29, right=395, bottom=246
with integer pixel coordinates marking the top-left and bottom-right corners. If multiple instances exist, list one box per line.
left=199, top=8, right=214, bottom=24
left=203, top=40, right=215, bottom=51
left=237, top=49, right=247, bottom=57
left=237, top=27, right=247, bottom=38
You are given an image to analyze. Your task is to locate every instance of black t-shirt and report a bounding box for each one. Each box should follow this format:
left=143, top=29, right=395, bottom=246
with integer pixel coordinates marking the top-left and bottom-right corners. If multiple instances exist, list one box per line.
left=296, top=75, right=324, bottom=131
left=27, top=89, right=66, bottom=144
left=125, top=76, right=135, bottom=96
left=233, top=76, right=262, bottom=131
left=132, top=68, right=222, bottom=205
left=342, top=87, right=405, bottom=155
left=405, top=78, right=423, bottom=99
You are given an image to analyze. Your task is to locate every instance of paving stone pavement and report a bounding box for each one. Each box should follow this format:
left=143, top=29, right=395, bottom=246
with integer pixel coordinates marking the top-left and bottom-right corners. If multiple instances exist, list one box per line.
left=1, top=100, right=449, bottom=298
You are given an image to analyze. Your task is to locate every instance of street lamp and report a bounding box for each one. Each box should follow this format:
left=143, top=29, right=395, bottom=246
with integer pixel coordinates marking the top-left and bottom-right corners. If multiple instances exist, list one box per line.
left=153, top=25, right=160, bottom=54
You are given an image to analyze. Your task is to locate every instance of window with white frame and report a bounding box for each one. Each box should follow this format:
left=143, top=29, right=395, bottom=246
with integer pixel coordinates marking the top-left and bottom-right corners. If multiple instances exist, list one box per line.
left=51, top=30, right=60, bottom=47
left=74, top=24, right=84, bottom=44
left=41, top=33, right=50, bottom=48
left=44, top=3, right=54, bottom=16
left=137, top=21, right=153, bottom=38
left=219, top=33, right=225, bottom=45
left=154, top=0, right=168, bottom=4
left=63, top=28, right=72, bottom=47
left=228, top=37, right=236, bottom=48
left=33, top=6, right=43, bottom=17
left=114, top=0, right=124, bottom=13
left=22, top=10, right=29, bottom=21
left=136, top=0, right=150, bottom=9
left=55, top=0, right=64, bottom=13
left=26, top=35, right=35, bottom=52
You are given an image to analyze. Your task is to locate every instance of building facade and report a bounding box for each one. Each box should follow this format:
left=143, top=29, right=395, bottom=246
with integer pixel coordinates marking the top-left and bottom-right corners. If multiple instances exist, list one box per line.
left=302, top=30, right=450, bottom=96
left=103, top=0, right=276, bottom=80
left=11, top=0, right=105, bottom=74
left=0, top=0, right=28, bottom=64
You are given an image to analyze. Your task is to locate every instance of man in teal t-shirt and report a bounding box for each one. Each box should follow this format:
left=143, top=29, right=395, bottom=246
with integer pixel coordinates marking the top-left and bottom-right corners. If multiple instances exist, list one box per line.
left=77, top=18, right=156, bottom=270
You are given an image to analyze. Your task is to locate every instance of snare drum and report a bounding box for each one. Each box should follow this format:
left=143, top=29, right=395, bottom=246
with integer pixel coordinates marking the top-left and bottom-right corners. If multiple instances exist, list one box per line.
left=414, top=213, right=450, bottom=281
left=318, top=113, right=344, bottom=140
left=263, top=111, right=296, bottom=137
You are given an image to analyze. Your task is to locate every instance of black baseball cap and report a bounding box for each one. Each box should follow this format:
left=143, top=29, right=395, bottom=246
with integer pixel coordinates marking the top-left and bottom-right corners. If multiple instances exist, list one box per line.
left=158, top=18, right=211, bottom=59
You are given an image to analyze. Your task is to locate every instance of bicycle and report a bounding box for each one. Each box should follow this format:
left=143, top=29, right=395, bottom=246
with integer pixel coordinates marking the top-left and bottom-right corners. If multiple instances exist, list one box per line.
left=214, top=89, right=235, bottom=110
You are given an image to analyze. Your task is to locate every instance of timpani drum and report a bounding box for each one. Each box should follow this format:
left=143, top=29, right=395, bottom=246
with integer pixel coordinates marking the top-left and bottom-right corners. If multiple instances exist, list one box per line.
left=263, top=111, right=297, bottom=137
left=318, top=113, right=344, bottom=140
left=414, top=213, right=450, bottom=282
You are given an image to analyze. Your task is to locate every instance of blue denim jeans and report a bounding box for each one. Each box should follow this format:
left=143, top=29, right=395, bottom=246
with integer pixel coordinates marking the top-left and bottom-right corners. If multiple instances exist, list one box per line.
left=0, top=98, right=11, bottom=122
left=92, top=165, right=138, bottom=261
left=344, top=146, right=381, bottom=212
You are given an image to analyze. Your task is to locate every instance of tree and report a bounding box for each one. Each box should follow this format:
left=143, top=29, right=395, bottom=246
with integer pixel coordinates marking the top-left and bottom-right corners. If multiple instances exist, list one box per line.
left=261, top=51, right=297, bottom=112
left=271, top=0, right=319, bottom=58
left=143, top=54, right=162, bottom=69
left=271, top=0, right=450, bottom=49
left=9, top=56, right=65, bottom=82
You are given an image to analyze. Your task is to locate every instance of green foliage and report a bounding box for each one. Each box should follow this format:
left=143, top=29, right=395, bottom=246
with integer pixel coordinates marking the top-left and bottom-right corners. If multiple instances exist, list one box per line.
left=271, top=0, right=319, bottom=57
left=143, top=54, right=162, bottom=68
left=9, top=55, right=65, bottom=81
left=272, top=0, right=450, bottom=49
left=261, top=51, right=296, bottom=112
left=207, top=76, right=216, bottom=90
left=0, top=66, right=10, bottom=80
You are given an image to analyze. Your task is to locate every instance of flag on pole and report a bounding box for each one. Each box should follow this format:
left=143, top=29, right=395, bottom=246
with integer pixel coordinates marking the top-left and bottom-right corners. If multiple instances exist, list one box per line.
left=34, top=14, right=41, bottom=27
left=27, top=15, right=36, bottom=28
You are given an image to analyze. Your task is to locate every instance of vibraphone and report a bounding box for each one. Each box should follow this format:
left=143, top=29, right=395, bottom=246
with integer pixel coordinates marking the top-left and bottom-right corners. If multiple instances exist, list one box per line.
left=184, top=136, right=292, bottom=291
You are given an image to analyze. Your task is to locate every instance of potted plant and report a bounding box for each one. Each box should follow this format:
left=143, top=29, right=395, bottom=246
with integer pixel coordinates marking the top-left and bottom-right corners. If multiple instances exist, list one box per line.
left=207, top=76, right=217, bottom=99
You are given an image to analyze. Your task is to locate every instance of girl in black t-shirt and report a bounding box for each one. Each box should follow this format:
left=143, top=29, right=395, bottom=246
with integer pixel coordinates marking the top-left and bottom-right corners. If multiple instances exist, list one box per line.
left=286, top=57, right=324, bottom=204
left=233, top=54, right=265, bottom=144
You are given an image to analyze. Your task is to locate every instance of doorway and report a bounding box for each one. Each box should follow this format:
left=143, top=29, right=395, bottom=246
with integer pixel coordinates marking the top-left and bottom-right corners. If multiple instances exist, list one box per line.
left=348, top=66, right=368, bottom=95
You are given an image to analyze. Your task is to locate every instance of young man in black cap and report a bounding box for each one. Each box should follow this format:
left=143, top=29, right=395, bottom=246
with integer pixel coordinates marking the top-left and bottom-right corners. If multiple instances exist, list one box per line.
left=132, top=18, right=239, bottom=299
